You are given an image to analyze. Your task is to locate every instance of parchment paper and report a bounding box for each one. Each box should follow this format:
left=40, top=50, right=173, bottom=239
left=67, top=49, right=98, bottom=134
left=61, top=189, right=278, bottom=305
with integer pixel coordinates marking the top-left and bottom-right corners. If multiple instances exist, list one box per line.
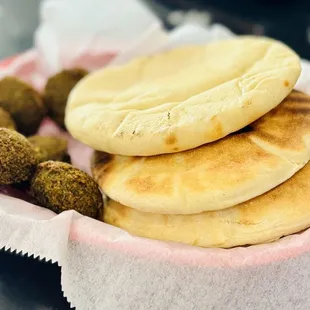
left=1, top=7, right=310, bottom=309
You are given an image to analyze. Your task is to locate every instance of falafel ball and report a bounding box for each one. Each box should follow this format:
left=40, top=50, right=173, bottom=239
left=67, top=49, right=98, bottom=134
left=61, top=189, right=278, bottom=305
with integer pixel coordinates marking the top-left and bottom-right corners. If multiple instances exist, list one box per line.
left=43, top=68, right=88, bottom=128
left=0, top=77, right=46, bottom=135
left=30, top=161, right=103, bottom=218
left=0, top=107, right=16, bottom=130
left=28, top=135, right=71, bottom=163
left=0, top=128, right=38, bottom=185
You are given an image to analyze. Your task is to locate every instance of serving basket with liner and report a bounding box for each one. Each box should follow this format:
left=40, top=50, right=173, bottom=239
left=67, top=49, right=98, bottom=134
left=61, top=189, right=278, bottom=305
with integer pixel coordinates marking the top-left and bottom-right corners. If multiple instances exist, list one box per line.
left=1, top=24, right=310, bottom=309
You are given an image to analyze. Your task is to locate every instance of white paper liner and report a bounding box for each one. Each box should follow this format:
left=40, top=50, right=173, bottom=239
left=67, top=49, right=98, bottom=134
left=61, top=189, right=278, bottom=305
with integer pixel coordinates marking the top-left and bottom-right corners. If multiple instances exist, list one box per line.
left=1, top=24, right=310, bottom=309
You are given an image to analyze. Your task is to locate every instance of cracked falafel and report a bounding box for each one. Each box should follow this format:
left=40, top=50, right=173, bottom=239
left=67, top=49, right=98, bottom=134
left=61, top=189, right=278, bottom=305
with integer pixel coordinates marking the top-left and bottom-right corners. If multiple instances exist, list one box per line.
left=28, top=135, right=71, bottom=163
left=0, top=76, right=46, bottom=135
left=30, top=161, right=103, bottom=218
left=43, top=68, right=88, bottom=128
left=0, top=128, right=38, bottom=185
left=0, top=107, right=16, bottom=130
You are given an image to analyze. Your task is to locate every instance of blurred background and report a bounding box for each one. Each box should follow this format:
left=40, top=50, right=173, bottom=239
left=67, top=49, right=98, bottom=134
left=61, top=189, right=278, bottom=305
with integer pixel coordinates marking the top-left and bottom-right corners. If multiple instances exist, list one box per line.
left=0, top=0, right=309, bottom=309
left=1, top=0, right=310, bottom=59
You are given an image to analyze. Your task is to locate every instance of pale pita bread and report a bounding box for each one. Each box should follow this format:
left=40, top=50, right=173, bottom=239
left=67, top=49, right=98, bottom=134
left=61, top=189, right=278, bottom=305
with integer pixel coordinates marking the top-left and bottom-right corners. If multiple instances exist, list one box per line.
left=92, top=91, right=310, bottom=214
left=66, top=36, right=300, bottom=156
left=103, top=162, right=310, bottom=248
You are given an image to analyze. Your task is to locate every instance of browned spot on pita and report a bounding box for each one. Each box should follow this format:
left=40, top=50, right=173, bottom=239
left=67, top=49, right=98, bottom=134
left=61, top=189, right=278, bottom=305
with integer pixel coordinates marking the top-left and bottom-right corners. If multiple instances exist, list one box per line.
left=243, top=100, right=251, bottom=107
left=208, top=115, right=223, bottom=139
left=286, top=90, right=309, bottom=103
left=182, top=174, right=206, bottom=192
left=250, top=91, right=310, bottom=150
left=165, top=133, right=177, bottom=145
left=173, top=147, right=179, bottom=151
left=287, top=97, right=309, bottom=104
left=285, top=107, right=310, bottom=114
left=126, top=175, right=172, bottom=194
left=284, top=80, right=289, bottom=87
left=238, top=219, right=259, bottom=226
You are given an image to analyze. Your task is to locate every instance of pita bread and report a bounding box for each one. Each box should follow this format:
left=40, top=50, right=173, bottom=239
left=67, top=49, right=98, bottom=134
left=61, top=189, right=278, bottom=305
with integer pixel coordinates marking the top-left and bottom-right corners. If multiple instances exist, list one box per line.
left=92, top=91, right=310, bottom=214
left=103, top=161, right=310, bottom=248
left=66, top=36, right=300, bottom=156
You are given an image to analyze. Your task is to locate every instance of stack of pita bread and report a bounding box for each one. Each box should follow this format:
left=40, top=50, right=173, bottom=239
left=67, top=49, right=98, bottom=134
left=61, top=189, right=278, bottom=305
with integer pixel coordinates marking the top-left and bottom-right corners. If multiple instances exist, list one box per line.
left=65, top=36, right=310, bottom=248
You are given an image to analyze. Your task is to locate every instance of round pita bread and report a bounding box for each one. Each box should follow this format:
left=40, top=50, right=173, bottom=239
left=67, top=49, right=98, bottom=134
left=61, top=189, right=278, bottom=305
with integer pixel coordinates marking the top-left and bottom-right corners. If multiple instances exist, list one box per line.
left=103, top=161, right=310, bottom=248
left=66, top=36, right=300, bottom=156
left=92, top=91, right=310, bottom=214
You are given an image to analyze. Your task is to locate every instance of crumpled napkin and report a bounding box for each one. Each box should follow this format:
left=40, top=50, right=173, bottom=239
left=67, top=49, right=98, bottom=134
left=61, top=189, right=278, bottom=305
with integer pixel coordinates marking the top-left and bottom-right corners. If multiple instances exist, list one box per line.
left=34, top=0, right=163, bottom=76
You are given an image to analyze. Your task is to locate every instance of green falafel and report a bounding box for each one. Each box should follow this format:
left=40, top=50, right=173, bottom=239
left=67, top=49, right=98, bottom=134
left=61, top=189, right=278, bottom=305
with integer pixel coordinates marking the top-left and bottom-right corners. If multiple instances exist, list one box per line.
left=0, top=107, right=16, bottom=130
left=44, top=68, right=88, bottom=128
left=28, top=135, right=71, bottom=163
left=0, top=77, right=46, bottom=135
left=30, top=161, right=103, bottom=218
left=0, top=128, right=38, bottom=185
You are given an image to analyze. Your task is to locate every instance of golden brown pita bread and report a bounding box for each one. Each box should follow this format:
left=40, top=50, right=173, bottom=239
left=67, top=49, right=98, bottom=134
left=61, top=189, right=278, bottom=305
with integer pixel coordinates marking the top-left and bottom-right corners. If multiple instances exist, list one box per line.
left=66, top=36, right=300, bottom=156
left=103, top=161, right=310, bottom=248
left=92, top=91, right=310, bottom=214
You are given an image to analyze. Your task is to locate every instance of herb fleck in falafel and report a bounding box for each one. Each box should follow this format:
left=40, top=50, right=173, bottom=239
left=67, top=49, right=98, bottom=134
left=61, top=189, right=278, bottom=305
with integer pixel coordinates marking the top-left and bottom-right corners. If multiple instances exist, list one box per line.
left=43, top=68, right=88, bottom=128
left=0, top=128, right=38, bottom=185
left=28, top=135, right=71, bottom=163
left=30, top=161, right=103, bottom=218
left=0, top=107, right=16, bottom=130
left=0, top=77, right=46, bottom=135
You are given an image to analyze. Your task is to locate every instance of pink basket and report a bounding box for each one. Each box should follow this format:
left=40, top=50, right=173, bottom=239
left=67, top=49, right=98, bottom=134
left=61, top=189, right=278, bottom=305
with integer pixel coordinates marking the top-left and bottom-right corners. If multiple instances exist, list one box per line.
left=1, top=51, right=310, bottom=270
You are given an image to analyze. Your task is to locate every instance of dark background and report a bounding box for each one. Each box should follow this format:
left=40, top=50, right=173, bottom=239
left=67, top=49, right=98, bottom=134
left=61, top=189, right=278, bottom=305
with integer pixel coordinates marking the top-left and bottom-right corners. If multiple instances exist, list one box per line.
left=1, top=1, right=310, bottom=309
left=0, top=249, right=71, bottom=309
left=150, top=0, right=310, bottom=59
left=1, top=0, right=310, bottom=59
